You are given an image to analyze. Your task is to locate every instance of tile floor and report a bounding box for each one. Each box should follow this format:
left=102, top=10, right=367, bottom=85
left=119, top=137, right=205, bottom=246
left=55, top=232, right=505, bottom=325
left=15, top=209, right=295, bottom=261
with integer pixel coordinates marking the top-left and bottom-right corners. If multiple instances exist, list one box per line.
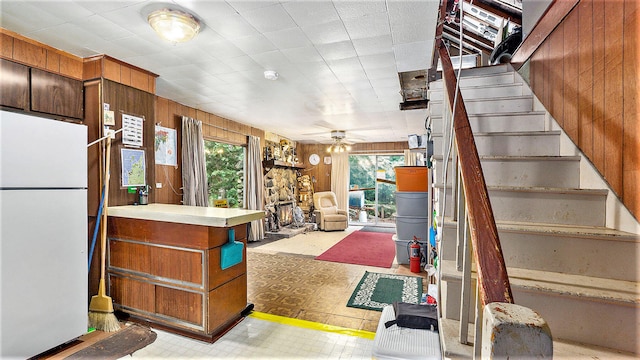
left=122, top=226, right=416, bottom=359
left=128, top=312, right=375, bottom=359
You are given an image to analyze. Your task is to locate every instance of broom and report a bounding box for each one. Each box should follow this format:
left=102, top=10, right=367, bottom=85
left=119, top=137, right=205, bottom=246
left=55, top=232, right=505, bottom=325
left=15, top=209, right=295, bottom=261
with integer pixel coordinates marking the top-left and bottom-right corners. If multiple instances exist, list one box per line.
left=88, top=136, right=120, bottom=332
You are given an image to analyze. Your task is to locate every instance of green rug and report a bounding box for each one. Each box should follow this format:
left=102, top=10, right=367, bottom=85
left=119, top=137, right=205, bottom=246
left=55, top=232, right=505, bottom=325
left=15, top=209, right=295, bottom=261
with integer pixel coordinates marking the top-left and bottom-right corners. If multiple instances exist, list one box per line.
left=347, top=271, right=423, bottom=311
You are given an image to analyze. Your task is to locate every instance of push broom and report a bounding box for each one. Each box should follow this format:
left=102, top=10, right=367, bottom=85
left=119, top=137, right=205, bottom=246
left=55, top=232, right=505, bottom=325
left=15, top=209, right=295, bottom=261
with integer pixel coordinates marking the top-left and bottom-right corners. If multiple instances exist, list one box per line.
left=88, top=136, right=120, bottom=332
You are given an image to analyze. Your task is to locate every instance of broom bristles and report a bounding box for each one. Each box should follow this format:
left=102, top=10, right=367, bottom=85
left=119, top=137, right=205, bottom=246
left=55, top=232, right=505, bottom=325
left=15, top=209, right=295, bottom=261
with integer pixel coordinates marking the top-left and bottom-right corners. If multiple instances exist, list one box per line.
left=88, top=310, right=121, bottom=332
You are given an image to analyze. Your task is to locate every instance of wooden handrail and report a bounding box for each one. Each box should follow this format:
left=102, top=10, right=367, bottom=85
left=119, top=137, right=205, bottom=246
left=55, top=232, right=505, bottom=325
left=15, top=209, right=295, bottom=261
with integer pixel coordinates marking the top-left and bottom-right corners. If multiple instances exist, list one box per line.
left=434, top=42, right=513, bottom=305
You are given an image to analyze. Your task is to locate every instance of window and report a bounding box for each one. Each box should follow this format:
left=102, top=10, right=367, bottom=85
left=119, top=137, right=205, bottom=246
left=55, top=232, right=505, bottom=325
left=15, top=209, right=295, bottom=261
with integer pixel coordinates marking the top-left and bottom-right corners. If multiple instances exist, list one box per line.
left=204, top=140, right=245, bottom=208
left=349, top=154, right=404, bottom=226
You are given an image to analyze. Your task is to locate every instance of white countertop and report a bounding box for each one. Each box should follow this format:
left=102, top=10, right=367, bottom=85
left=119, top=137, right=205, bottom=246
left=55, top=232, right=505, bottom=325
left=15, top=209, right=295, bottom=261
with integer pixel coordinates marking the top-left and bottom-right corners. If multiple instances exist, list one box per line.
left=107, top=204, right=264, bottom=227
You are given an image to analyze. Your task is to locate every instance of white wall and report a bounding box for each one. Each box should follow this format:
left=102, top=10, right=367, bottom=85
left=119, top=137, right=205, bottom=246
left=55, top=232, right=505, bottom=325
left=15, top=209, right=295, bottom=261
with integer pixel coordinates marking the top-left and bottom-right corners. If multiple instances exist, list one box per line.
left=522, top=0, right=553, bottom=38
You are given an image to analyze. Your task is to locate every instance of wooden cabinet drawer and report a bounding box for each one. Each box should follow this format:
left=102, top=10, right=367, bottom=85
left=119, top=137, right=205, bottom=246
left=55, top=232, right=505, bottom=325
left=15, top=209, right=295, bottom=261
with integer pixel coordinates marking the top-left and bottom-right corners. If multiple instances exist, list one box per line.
left=156, top=286, right=203, bottom=326
left=109, top=239, right=203, bottom=286
left=109, top=275, right=154, bottom=313
left=207, top=274, right=247, bottom=332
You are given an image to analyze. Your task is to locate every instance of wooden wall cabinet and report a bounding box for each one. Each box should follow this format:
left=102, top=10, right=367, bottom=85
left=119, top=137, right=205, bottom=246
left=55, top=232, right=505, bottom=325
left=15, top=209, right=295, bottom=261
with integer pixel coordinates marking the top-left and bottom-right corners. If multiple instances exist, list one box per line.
left=31, top=68, right=83, bottom=119
left=0, top=58, right=29, bottom=110
left=107, top=217, right=249, bottom=340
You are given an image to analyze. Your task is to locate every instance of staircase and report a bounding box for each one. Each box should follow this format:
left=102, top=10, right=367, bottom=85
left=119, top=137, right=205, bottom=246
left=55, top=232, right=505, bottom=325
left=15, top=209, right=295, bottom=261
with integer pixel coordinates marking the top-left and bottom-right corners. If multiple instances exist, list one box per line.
left=428, top=64, right=640, bottom=357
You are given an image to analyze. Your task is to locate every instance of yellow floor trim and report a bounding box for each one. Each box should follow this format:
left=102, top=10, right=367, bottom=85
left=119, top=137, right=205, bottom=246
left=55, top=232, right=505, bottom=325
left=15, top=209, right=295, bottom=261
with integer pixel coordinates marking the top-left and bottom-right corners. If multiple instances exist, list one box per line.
left=248, top=311, right=376, bottom=340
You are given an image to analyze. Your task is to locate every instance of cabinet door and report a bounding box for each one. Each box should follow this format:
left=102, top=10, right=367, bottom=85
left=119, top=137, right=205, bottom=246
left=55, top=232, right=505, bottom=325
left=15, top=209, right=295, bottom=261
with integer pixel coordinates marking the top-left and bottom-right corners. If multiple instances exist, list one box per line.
left=0, top=59, right=29, bottom=110
left=31, top=68, right=83, bottom=119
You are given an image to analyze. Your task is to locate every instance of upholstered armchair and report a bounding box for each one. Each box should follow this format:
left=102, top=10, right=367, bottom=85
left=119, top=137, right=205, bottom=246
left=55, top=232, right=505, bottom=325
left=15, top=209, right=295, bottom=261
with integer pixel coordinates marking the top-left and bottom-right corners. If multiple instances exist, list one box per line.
left=313, top=191, right=348, bottom=231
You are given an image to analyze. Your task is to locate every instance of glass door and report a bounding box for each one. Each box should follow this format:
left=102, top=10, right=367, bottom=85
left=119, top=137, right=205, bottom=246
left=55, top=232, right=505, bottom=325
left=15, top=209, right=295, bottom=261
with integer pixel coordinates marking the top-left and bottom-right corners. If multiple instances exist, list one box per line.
left=349, top=154, right=404, bottom=226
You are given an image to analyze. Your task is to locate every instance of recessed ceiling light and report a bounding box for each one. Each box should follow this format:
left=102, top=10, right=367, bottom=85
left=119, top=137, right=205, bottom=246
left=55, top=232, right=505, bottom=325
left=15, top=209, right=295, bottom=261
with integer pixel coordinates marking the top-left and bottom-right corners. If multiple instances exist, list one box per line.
left=264, top=70, right=279, bottom=81
left=148, top=8, right=200, bottom=43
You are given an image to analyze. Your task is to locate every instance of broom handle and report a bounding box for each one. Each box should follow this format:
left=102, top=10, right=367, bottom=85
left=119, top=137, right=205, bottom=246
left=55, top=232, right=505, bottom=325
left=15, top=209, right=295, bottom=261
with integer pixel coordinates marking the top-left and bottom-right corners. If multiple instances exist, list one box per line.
left=100, top=137, right=112, bottom=285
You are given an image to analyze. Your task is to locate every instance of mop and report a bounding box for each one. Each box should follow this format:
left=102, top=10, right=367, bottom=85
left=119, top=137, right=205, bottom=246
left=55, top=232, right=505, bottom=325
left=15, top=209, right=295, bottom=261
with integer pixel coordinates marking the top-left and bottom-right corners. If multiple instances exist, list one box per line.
left=88, top=136, right=120, bottom=332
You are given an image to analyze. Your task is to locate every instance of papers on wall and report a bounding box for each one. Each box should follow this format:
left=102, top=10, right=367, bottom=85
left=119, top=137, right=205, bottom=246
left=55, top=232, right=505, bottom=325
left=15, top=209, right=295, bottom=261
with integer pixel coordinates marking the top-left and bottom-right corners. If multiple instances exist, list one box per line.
left=154, top=125, right=177, bottom=166
left=122, top=114, right=144, bottom=147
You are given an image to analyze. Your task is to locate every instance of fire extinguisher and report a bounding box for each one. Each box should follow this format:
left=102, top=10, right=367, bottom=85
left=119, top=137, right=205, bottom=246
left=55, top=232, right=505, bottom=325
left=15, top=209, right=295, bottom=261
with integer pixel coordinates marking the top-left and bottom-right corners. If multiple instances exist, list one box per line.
left=410, top=237, right=421, bottom=273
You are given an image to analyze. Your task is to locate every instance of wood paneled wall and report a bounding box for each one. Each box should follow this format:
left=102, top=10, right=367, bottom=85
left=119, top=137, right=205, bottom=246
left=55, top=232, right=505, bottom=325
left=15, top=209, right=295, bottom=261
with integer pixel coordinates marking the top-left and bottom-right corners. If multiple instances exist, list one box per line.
left=154, top=96, right=265, bottom=205
left=528, top=0, right=639, bottom=220
left=102, top=80, right=156, bottom=207
left=0, top=28, right=83, bottom=79
left=84, top=55, right=156, bottom=93
left=297, top=142, right=408, bottom=193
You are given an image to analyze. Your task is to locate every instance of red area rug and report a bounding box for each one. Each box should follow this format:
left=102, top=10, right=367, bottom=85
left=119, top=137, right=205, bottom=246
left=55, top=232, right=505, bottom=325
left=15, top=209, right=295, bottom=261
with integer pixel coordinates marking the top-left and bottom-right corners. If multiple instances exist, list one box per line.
left=315, top=230, right=395, bottom=268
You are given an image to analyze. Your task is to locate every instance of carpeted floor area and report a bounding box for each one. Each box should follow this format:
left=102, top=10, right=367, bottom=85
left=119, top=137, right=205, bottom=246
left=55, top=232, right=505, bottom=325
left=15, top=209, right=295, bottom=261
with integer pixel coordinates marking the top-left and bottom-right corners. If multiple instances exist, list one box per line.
left=315, top=230, right=396, bottom=268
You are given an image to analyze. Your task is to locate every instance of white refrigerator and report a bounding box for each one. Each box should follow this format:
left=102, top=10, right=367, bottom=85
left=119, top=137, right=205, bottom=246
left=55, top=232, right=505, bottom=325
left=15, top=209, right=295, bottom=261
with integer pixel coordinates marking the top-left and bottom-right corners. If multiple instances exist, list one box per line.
left=0, top=111, right=88, bottom=358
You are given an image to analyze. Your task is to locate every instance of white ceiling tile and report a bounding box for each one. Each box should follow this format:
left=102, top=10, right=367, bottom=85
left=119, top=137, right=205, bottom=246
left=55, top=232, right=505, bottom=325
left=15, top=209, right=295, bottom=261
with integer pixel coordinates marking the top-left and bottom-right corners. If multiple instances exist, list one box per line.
left=369, top=77, right=400, bottom=89
left=334, top=69, right=368, bottom=83
left=223, top=55, right=262, bottom=72
left=233, top=34, right=277, bottom=55
left=326, top=56, right=362, bottom=72
left=359, top=52, right=397, bottom=70
left=74, top=1, right=137, bottom=14
left=172, top=1, right=239, bottom=22
left=281, top=1, right=340, bottom=27
left=206, top=40, right=246, bottom=59
left=205, top=14, right=259, bottom=40
left=214, top=72, right=251, bottom=86
left=98, top=3, right=151, bottom=34
left=27, top=1, right=94, bottom=22
left=352, top=35, right=394, bottom=56
left=281, top=46, right=324, bottom=63
left=364, top=65, right=398, bottom=80
left=2, top=4, right=68, bottom=34
left=388, top=0, right=436, bottom=26
left=390, top=21, right=431, bottom=44
left=316, top=41, right=357, bottom=61
left=249, top=50, right=293, bottom=71
left=195, top=58, right=235, bottom=76
left=241, top=4, right=297, bottom=33
left=393, top=40, right=432, bottom=72
left=342, top=13, right=391, bottom=40
left=263, top=28, right=312, bottom=49
left=333, top=1, right=387, bottom=19
left=301, top=20, right=349, bottom=45
left=227, top=1, right=279, bottom=14
left=70, top=15, right=134, bottom=42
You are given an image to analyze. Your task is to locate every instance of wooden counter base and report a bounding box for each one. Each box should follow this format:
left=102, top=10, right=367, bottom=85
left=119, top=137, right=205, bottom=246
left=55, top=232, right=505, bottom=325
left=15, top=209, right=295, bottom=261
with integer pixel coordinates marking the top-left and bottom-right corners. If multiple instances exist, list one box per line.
left=107, top=216, right=251, bottom=339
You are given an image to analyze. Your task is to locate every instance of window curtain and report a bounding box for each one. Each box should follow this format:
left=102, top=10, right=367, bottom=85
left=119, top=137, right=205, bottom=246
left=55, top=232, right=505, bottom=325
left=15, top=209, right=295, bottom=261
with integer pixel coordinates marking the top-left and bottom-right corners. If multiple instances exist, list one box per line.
left=404, top=150, right=424, bottom=166
left=246, top=135, right=264, bottom=241
left=181, top=116, right=208, bottom=207
left=330, top=152, right=349, bottom=211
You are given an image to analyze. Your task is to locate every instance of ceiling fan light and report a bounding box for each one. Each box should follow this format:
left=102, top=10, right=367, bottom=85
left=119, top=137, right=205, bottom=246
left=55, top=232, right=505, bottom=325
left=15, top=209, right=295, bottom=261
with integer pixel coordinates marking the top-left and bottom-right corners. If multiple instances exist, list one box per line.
left=148, top=8, right=200, bottom=43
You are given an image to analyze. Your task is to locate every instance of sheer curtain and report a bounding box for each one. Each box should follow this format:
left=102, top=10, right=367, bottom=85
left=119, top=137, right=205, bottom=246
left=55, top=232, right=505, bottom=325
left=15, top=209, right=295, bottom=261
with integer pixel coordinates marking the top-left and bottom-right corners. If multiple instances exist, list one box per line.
left=404, top=149, right=423, bottom=166
left=181, top=116, right=208, bottom=207
left=246, top=135, right=264, bottom=241
left=330, top=152, right=349, bottom=211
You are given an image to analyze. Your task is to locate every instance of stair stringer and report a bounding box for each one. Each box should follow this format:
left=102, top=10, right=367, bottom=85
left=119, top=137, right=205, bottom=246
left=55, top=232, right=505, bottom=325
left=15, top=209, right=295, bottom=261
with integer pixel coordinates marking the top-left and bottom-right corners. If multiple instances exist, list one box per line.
left=533, top=95, right=640, bottom=235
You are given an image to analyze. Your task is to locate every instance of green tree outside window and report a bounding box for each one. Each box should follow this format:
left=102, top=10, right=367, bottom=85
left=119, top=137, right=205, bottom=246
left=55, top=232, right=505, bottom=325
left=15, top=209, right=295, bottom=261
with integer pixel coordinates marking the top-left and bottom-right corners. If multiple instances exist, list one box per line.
left=205, top=140, right=245, bottom=208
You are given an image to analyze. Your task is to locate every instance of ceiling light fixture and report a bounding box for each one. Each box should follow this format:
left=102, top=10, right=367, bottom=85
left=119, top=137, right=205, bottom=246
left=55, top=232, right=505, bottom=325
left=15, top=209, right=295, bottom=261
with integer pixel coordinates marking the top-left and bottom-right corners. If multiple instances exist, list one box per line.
left=264, top=70, right=279, bottom=80
left=327, top=130, right=351, bottom=153
left=148, top=8, right=201, bottom=43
